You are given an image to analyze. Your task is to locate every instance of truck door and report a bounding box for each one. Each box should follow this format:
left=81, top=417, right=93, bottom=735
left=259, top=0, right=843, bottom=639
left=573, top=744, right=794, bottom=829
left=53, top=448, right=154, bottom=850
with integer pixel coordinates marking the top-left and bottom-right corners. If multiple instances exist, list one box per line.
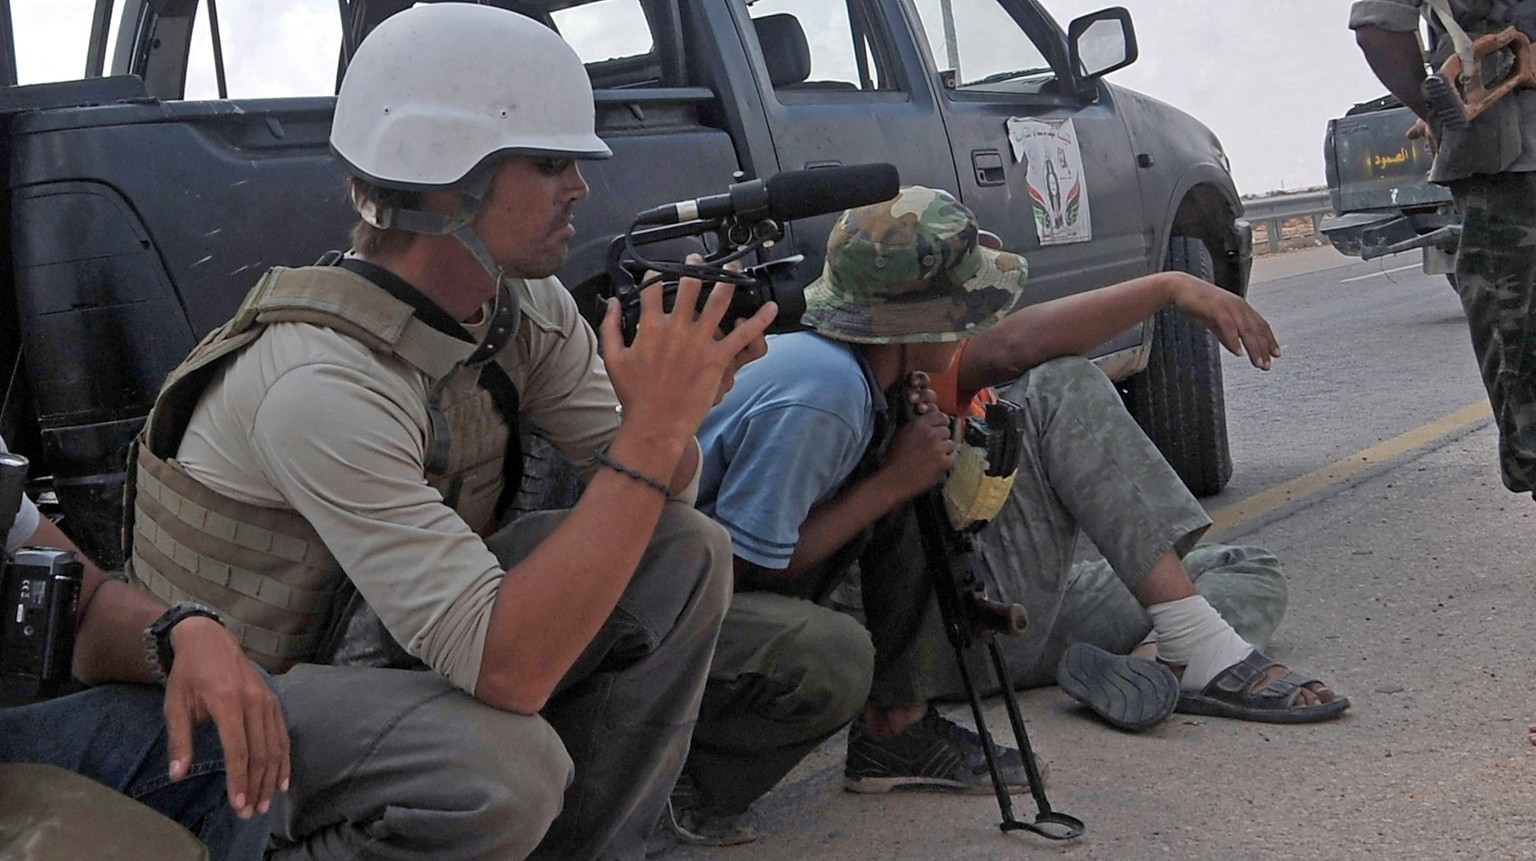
left=905, top=0, right=1151, bottom=308
left=725, top=0, right=959, bottom=273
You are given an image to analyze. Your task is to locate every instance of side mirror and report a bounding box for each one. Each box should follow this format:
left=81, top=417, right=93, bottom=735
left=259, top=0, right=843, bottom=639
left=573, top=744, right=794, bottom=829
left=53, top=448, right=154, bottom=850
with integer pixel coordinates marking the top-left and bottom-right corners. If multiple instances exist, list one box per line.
left=1068, top=7, right=1138, bottom=81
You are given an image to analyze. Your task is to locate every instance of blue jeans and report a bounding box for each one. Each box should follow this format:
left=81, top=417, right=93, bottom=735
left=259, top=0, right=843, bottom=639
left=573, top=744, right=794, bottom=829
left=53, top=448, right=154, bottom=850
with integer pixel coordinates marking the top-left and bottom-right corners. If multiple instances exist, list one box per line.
left=0, top=683, right=272, bottom=861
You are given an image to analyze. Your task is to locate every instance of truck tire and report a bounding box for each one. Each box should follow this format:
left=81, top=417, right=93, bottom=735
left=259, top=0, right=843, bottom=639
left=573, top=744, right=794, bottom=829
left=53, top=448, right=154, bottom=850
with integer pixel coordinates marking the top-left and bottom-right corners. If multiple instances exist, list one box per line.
left=1119, top=236, right=1233, bottom=497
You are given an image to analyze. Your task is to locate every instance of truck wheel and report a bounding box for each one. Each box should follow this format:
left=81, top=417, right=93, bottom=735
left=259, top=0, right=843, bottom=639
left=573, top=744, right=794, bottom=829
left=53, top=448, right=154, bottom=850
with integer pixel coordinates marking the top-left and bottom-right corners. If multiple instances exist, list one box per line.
left=1119, top=236, right=1233, bottom=497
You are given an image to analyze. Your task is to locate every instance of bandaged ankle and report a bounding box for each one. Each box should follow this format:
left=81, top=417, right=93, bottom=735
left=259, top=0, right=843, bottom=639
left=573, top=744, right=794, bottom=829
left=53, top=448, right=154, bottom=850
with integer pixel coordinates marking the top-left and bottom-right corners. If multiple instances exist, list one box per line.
left=1147, top=595, right=1253, bottom=691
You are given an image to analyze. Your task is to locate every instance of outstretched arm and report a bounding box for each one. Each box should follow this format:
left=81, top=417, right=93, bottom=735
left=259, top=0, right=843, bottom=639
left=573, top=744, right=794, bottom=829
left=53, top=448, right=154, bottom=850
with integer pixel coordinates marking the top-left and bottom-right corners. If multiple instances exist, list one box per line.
left=957, top=271, right=1280, bottom=395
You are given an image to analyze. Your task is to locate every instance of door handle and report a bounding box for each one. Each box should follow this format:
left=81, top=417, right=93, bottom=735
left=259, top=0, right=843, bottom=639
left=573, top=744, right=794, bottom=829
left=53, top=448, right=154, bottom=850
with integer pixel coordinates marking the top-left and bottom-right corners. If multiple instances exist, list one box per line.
left=972, top=150, right=1006, bottom=186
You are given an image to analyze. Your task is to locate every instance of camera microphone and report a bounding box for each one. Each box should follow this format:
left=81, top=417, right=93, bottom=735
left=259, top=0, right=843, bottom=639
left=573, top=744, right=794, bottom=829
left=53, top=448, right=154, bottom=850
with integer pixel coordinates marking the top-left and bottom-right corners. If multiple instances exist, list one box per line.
left=632, top=162, right=900, bottom=226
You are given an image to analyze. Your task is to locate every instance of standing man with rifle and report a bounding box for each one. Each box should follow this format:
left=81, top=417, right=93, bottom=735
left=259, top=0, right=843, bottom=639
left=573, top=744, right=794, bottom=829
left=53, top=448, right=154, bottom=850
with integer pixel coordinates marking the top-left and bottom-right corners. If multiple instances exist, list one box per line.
left=1353, top=0, right=1536, bottom=500
left=662, top=186, right=1349, bottom=849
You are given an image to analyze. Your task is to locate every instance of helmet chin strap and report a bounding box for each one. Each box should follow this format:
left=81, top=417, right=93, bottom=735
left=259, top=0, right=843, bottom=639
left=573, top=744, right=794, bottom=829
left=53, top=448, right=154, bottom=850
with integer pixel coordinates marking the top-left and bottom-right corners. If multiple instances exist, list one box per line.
left=357, top=174, right=522, bottom=363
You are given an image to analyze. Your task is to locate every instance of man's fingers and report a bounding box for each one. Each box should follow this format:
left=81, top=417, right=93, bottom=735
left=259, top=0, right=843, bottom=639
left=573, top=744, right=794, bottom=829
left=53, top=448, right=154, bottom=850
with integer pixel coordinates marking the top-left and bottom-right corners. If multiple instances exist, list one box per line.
left=273, top=697, right=292, bottom=794
left=720, top=300, right=777, bottom=351
left=239, top=688, right=276, bottom=814
left=1215, top=324, right=1244, bottom=357
left=598, top=297, right=624, bottom=353
left=695, top=278, right=736, bottom=329
left=207, top=696, right=254, bottom=818
left=163, top=692, right=195, bottom=784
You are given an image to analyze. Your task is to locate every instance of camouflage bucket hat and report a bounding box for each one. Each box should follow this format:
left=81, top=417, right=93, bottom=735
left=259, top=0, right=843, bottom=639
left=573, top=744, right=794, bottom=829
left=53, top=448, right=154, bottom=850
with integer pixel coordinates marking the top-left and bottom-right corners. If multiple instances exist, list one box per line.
left=800, top=186, right=1028, bottom=344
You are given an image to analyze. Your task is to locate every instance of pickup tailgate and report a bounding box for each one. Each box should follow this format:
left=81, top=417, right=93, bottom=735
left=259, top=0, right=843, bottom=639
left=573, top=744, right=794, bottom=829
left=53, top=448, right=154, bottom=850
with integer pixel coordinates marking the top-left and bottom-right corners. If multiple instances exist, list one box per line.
left=1325, top=105, right=1451, bottom=214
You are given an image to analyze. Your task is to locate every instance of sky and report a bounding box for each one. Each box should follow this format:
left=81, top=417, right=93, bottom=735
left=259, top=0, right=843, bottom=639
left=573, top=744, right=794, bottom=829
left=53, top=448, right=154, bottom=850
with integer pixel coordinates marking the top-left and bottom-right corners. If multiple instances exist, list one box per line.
left=11, top=1, right=1402, bottom=197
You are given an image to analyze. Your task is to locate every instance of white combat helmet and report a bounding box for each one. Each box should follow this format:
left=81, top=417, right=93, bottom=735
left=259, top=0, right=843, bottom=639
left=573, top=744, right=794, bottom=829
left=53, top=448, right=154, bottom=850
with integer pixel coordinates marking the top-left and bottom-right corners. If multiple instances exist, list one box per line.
left=331, top=2, right=611, bottom=192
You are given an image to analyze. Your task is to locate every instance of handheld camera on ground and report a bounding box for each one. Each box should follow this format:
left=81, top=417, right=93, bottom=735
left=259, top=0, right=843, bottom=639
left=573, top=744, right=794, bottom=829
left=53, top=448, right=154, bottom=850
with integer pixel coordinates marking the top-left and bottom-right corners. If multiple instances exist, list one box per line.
left=601, top=163, right=900, bottom=345
left=0, top=453, right=82, bottom=698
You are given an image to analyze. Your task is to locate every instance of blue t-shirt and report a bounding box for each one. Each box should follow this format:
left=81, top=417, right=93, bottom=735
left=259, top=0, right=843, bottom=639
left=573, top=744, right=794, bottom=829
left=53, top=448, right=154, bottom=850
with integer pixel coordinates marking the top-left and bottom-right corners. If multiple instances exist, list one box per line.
left=696, top=332, right=881, bottom=570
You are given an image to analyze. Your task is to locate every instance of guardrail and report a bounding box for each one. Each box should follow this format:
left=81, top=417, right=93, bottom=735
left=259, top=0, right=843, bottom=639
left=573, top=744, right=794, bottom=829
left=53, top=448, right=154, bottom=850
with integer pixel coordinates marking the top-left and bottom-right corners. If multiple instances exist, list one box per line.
left=1242, top=190, right=1334, bottom=253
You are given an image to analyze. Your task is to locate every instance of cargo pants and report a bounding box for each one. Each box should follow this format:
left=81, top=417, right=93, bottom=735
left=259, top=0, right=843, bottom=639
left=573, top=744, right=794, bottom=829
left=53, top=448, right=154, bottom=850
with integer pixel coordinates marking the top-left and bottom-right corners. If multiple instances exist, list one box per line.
left=266, top=503, right=732, bottom=861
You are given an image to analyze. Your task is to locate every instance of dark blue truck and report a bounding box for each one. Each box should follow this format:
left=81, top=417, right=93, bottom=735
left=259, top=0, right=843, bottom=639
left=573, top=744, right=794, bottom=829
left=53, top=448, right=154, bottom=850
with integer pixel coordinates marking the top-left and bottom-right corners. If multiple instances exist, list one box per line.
left=0, top=0, right=1252, bottom=566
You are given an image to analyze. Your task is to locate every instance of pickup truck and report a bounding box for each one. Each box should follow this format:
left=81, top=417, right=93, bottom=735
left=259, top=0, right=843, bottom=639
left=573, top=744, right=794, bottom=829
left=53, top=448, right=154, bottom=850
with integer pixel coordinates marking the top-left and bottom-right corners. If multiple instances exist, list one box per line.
left=1320, top=94, right=1459, bottom=285
left=0, top=0, right=1251, bottom=567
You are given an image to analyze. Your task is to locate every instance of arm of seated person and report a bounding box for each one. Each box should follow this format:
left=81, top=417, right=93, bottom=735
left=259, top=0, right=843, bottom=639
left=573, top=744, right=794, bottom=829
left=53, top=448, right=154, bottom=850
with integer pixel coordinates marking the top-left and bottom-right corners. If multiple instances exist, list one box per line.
left=37, top=517, right=288, bottom=819
left=958, top=271, right=1279, bottom=396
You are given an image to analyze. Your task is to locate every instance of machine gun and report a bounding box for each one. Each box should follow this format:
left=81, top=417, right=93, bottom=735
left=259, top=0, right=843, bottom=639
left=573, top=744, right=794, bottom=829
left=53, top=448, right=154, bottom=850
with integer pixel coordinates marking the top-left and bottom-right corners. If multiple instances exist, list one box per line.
left=908, top=395, right=1084, bottom=840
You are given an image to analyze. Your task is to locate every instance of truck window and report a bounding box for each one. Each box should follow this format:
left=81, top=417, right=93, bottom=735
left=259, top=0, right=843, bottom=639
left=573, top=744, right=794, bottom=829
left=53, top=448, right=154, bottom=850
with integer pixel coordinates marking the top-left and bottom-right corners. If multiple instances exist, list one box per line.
left=13, top=4, right=102, bottom=84
left=184, top=0, right=342, bottom=99
left=910, top=0, right=1058, bottom=94
left=550, top=0, right=660, bottom=89
left=746, top=0, right=896, bottom=93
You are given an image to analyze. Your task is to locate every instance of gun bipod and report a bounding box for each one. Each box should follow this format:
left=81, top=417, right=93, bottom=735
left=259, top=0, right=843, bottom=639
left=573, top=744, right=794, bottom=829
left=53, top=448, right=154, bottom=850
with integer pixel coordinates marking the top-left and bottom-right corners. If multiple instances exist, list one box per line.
left=912, top=486, right=1084, bottom=840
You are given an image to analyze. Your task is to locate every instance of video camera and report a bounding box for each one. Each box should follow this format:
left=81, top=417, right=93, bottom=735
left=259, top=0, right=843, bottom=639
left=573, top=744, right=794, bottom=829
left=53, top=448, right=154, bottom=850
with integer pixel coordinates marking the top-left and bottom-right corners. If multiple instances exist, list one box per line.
left=601, top=163, right=900, bottom=345
left=0, top=453, right=82, bottom=699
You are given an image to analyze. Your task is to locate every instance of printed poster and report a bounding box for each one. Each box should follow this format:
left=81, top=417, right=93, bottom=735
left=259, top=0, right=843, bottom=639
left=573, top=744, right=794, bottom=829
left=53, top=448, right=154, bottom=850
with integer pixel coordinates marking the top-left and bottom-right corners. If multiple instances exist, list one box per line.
left=1006, top=117, right=1092, bottom=246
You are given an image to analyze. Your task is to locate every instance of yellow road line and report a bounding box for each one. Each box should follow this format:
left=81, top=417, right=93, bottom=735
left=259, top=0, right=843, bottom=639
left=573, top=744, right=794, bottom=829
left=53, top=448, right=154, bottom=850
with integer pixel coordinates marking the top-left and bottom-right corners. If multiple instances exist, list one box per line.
left=1207, top=400, right=1493, bottom=536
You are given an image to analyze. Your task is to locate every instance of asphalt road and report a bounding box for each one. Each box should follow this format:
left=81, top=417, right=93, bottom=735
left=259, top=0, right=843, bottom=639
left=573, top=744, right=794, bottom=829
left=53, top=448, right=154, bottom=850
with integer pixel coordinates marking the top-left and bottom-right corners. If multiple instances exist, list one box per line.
left=657, top=246, right=1536, bottom=861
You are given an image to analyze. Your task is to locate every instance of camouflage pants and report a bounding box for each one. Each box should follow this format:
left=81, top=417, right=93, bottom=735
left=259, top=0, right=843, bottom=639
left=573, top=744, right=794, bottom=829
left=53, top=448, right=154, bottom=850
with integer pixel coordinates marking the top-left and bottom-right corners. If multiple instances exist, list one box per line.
left=869, top=356, right=1284, bottom=704
left=1449, top=173, right=1536, bottom=496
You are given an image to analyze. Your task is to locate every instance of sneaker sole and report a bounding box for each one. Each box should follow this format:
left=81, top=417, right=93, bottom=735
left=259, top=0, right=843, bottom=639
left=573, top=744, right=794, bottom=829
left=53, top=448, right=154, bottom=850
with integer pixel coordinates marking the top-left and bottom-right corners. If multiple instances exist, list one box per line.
left=1056, top=642, right=1178, bottom=732
left=844, top=760, right=1048, bottom=795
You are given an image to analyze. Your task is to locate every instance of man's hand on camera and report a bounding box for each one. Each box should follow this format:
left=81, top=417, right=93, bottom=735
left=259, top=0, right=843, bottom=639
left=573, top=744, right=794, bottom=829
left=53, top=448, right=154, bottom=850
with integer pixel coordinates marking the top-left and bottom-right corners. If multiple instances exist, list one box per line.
left=601, top=253, right=776, bottom=436
left=163, top=618, right=290, bottom=820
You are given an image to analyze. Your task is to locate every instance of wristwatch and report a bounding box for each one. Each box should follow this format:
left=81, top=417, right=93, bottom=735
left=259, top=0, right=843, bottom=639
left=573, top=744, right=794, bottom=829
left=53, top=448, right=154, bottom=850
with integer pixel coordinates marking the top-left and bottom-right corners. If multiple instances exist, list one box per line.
left=144, top=602, right=223, bottom=683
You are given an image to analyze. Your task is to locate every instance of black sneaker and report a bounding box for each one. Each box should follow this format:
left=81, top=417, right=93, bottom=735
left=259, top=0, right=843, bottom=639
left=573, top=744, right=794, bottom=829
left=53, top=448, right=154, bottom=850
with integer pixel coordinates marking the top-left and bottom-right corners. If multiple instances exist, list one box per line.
left=843, top=708, right=1047, bottom=795
left=648, top=772, right=759, bottom=851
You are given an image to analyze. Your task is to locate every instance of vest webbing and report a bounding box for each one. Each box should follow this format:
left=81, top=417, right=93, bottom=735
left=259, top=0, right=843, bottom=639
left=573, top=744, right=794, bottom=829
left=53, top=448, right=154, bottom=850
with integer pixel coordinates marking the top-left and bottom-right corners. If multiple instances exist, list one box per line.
left=125, top=266, right=517, bottom=672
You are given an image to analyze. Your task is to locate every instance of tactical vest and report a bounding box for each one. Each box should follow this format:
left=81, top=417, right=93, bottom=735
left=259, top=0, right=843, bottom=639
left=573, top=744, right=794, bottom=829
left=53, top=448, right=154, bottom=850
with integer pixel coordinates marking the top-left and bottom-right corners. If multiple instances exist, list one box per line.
left=124, top=265, right=518, bottom=672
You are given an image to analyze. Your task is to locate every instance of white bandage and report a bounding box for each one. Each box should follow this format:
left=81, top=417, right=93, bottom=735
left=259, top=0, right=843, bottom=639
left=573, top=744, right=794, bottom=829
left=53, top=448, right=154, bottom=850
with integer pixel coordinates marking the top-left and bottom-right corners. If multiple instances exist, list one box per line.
left=1147, top=595, right=1253, bottom=691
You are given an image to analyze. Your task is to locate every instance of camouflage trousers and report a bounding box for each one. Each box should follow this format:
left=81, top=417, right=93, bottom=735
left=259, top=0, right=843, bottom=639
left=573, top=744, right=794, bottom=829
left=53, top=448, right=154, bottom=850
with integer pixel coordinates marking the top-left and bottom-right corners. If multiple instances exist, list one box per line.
left=869, top=356, right=1285, bottom=703
left=1449, top=172, right=1536, bottom=496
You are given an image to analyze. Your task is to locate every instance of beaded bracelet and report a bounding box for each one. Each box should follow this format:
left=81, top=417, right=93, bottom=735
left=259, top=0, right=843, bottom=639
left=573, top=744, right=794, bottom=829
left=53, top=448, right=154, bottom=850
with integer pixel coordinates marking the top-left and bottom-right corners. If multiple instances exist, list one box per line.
left=593, top=449, right=673, bottom=500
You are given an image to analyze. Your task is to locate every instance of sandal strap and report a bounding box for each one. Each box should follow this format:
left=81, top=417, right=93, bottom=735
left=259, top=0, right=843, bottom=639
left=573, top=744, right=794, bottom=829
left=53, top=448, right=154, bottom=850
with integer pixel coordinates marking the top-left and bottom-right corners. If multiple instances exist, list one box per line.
left=1203, top=651, right=1318, bottom=707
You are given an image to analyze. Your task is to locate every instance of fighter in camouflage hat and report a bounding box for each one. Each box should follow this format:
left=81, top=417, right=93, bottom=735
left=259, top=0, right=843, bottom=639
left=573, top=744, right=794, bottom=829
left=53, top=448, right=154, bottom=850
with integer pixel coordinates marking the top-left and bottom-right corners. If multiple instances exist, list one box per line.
left=801, top=185, right=1028, bottom=343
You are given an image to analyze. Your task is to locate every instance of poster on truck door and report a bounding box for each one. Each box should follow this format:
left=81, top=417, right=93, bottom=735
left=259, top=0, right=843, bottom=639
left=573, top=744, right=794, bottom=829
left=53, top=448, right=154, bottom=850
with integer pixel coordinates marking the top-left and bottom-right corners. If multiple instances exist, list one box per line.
left=1006, top=117, right=1091, bottom=246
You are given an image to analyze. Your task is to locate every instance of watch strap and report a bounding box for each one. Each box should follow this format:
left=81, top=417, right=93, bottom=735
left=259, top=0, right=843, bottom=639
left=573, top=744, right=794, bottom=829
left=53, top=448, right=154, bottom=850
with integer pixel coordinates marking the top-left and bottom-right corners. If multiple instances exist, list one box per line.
left=143, top=602, right=223, bottom=684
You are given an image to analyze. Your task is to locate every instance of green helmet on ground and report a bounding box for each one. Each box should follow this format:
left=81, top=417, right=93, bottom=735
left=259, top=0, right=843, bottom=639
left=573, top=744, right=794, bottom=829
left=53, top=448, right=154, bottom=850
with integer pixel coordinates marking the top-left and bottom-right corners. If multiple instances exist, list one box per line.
left=801, top=186, right=1028, bottom=344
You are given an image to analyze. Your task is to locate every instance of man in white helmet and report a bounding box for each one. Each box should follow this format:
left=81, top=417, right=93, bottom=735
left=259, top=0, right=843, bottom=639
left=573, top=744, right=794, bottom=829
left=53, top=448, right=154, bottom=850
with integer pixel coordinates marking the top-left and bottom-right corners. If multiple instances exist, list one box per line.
left=122, top=4, right=773, bottom=860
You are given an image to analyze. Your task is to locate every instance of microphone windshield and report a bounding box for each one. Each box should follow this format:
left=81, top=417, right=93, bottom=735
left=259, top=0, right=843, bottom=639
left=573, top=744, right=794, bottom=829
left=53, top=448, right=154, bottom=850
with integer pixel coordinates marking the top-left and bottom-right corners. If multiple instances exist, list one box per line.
left=763, top=163, right=900, bottom=223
